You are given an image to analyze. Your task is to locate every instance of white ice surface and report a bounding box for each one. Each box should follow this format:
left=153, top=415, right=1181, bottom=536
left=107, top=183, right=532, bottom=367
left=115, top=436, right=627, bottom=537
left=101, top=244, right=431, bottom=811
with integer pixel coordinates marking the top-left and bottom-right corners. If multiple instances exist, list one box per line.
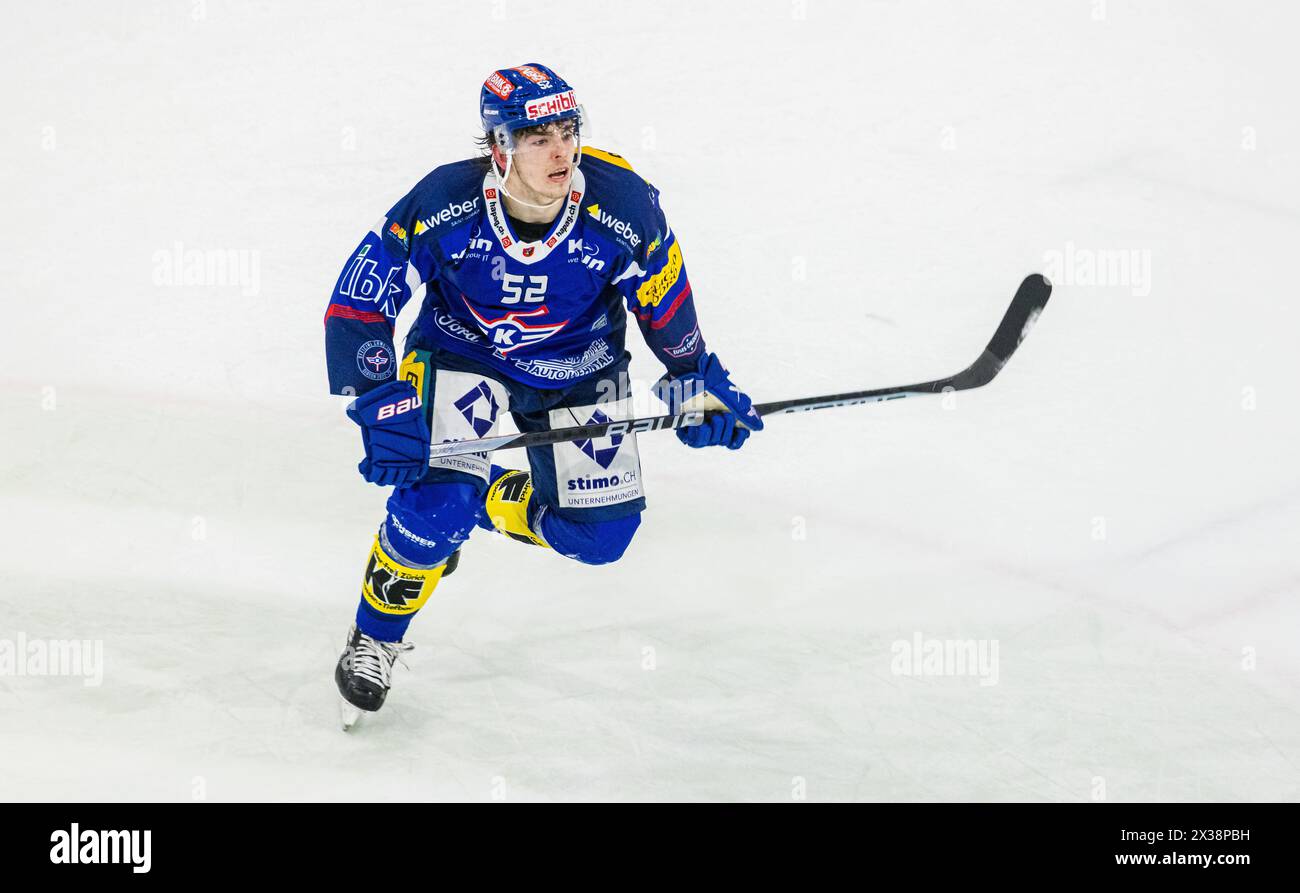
left=2, top=1, right=1298, bottom=801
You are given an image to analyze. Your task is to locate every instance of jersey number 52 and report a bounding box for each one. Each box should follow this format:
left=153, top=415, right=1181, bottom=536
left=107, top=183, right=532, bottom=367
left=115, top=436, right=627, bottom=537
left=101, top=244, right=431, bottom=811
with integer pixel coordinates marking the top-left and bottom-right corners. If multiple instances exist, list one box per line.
left=500, top=274, right=548, bottom=304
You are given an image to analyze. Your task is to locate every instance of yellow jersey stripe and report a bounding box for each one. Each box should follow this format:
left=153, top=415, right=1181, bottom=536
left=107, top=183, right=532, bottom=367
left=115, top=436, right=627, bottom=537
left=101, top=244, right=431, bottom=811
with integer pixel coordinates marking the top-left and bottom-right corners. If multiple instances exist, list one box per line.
left=581, top=146, right=635, bottom=171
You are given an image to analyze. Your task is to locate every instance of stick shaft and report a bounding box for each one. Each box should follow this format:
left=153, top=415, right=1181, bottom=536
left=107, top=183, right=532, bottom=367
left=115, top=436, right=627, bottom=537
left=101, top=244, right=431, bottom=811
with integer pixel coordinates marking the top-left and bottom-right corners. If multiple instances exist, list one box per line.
left=427, top=274, right=1051, bottom=460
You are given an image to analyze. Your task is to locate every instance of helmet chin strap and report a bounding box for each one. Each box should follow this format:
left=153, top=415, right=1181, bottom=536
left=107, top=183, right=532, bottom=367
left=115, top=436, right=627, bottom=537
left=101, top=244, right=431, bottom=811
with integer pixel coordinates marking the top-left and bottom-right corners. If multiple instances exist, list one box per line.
left=493, top=139, right=582, bottom=212
left=494, top=152, right=563, bottom=211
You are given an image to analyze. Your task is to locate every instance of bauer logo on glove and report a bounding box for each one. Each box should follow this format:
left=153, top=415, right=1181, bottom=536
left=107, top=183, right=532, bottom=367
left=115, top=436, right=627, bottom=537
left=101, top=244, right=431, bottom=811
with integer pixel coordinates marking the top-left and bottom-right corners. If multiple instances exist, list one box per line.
left=375, top=392, right=423, bottom=421
left=346, top=379, right=433, bottom=487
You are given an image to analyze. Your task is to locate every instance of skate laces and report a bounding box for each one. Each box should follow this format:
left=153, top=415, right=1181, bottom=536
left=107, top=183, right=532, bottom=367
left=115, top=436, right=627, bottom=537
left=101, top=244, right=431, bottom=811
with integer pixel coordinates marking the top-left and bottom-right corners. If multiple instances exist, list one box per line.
left=352, top=632, right=414, bottom=688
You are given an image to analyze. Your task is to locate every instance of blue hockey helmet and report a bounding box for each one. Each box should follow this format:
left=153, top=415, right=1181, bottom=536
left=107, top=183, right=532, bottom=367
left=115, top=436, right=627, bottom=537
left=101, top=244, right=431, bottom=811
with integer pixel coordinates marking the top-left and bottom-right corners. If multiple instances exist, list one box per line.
left=480, top=64, right=585, bottom=153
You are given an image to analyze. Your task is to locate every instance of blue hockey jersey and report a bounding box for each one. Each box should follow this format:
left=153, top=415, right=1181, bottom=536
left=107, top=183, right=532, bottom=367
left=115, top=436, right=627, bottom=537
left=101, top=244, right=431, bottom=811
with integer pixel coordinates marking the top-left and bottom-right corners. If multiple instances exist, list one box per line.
left=324, top=147, right=708, bottom=394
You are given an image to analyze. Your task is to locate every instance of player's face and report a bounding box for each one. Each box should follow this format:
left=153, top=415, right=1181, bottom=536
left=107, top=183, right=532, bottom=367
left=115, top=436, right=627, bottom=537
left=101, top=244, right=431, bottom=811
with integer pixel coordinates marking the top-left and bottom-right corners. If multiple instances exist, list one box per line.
left=508, top=122, right=578, bottom=203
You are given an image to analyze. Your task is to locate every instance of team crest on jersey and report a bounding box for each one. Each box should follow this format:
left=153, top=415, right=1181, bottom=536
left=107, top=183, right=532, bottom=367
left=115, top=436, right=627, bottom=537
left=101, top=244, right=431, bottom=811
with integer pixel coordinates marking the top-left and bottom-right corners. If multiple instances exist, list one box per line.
left=356, top=340, right=394, bottom=381
left=462, top=298, right=571, bottom=355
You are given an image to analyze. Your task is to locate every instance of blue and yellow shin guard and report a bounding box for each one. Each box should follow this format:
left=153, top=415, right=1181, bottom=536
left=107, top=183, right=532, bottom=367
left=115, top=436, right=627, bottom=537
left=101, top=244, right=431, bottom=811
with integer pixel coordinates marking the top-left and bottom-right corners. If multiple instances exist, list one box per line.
left=355, top=535, right=447, bottom=640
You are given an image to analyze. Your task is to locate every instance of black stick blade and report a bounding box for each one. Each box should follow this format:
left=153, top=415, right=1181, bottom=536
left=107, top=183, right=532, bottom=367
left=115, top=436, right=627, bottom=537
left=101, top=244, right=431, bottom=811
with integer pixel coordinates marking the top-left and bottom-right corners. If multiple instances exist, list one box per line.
left=944, top=273, right=1052, bottom=391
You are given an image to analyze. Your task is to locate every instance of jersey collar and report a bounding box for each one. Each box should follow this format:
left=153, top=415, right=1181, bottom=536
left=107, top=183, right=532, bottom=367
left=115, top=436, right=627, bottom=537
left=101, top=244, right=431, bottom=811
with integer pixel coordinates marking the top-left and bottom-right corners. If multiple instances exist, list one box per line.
left=481, top=168, right=586, bottom=265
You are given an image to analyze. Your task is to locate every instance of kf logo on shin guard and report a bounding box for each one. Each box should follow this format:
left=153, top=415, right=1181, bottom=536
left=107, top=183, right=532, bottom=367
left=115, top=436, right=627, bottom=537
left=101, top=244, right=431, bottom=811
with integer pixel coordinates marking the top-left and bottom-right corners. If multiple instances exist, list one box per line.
left=364, top=552, right=424, bottom=608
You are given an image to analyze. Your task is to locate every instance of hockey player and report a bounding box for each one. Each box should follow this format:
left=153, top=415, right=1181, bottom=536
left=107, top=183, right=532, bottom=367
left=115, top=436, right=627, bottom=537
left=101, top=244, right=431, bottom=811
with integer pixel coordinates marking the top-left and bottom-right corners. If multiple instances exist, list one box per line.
left=323, top=64, right=762, bottom=728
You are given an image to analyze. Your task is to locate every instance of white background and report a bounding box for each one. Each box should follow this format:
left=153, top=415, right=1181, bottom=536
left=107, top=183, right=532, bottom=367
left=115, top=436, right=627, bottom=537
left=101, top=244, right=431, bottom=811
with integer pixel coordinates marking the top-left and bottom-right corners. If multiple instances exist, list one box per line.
left=2, top=0, right=1298, bottom=801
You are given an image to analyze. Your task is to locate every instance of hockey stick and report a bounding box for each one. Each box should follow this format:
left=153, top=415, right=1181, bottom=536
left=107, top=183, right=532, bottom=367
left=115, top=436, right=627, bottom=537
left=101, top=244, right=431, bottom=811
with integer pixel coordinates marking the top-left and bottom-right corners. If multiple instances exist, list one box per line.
left=427, top=273, right=1052, bottom=460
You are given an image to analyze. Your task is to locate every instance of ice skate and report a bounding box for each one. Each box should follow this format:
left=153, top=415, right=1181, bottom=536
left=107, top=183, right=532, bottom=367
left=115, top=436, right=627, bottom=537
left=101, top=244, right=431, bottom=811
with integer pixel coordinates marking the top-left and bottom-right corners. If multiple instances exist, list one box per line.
left=334, top=624, right=414, bottom=731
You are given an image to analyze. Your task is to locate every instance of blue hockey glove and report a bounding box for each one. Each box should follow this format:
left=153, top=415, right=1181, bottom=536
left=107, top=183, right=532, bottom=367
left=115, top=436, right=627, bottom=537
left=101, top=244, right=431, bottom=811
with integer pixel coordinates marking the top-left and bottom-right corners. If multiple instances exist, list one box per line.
left=653, top=352, right=763, bottom=450
left=345, top=380, right=431, bottom=487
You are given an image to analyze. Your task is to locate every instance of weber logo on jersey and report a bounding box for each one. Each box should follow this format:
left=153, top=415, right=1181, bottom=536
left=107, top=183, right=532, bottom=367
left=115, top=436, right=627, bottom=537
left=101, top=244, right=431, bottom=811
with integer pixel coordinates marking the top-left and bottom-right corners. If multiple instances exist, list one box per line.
left=585, top=203, right=641, bottom=248
left=414, top=197, right=480, bottom=234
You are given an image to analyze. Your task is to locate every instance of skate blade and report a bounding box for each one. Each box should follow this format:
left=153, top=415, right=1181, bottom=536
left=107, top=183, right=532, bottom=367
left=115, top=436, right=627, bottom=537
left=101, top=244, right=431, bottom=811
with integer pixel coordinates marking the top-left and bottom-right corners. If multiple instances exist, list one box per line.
left=339, top=697, right=365, bottom=732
